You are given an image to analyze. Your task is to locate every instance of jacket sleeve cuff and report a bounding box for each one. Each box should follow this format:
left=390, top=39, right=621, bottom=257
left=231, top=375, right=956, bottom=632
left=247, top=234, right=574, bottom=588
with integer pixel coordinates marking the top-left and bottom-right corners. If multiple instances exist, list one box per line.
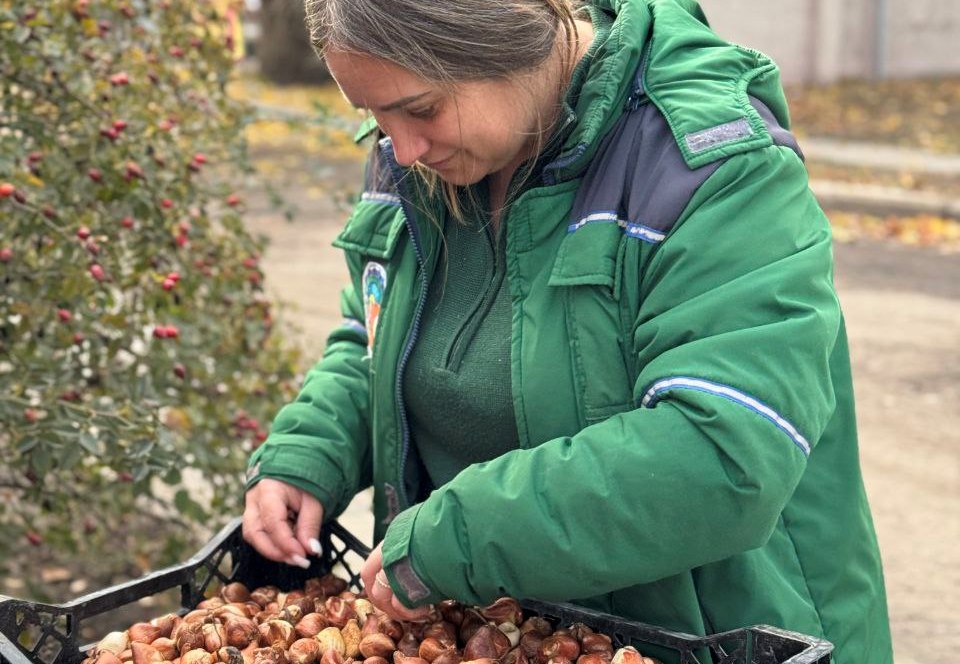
left=380, top=505, right=444, bottom=608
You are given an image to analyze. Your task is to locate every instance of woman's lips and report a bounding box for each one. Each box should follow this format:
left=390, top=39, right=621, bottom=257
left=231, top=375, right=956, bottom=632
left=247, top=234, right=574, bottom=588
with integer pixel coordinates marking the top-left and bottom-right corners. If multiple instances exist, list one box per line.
left=423, top=154, right=455, bottom=169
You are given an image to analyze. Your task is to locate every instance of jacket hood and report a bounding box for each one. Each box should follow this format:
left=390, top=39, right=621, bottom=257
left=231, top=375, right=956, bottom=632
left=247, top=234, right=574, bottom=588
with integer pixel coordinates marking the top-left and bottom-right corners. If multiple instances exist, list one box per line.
left=548, top=0, right=791, bottom=181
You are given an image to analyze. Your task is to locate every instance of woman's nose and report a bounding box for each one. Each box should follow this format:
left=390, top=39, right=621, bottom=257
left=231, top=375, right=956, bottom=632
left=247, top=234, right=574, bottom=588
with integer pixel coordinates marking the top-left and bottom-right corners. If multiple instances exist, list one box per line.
left=390, top=126, right=430, bottom=167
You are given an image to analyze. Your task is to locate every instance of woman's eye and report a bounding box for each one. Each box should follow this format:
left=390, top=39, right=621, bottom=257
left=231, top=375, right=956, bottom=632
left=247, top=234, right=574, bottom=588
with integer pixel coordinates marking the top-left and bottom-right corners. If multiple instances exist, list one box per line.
left=407, top=105, right=437, bottom=120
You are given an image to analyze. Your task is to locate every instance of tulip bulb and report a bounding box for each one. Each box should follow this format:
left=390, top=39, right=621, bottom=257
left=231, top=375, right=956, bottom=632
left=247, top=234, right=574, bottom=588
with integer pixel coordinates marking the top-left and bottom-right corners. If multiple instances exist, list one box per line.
left=463, top=625, right=510, bottom=662
left=289, top=639, right=320, bottom=664
left=296, top=614, right=328, bottom=639
left=316, top=627, right=346, bottom=657
left=358, top=634, right=396, bottom=660
left=609, top=648, right=642, bottom=664
left=98, top=632, right=131, bottom=656
left=342, top=619, right=363, bottom=658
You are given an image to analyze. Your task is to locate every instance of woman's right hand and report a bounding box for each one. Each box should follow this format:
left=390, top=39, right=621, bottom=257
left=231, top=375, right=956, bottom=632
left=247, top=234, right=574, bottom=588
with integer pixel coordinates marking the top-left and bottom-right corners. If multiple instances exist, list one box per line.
left=243, top=478, right=325, bottom=568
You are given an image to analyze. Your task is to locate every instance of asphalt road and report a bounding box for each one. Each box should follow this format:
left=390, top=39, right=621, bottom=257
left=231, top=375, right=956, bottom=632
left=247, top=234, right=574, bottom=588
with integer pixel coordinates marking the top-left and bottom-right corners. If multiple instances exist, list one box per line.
left=248, top=186, right=960, bottom=664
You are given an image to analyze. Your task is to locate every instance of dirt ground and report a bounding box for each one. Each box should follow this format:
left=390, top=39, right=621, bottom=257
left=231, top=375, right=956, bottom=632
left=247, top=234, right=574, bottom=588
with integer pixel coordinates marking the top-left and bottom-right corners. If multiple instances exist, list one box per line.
left=245, top=160, right=959, bottom=664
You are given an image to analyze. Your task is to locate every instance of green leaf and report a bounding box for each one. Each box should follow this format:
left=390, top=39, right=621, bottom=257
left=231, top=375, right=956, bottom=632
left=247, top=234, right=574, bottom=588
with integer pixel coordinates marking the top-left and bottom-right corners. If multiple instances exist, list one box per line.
left=78, top=431, right=101, bottom=455
left=16, top=438, right=40, bottom=456
left=174, top=489, right=208, bottom=521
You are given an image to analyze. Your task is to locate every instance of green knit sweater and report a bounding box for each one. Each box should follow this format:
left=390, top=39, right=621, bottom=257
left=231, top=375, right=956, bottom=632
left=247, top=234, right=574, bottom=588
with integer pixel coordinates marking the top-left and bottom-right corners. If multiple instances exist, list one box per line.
left=403, top=191, right=518, bottom=489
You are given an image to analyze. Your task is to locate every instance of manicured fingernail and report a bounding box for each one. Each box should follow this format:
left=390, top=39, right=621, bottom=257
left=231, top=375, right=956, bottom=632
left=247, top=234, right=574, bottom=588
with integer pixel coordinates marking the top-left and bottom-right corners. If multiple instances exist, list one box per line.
left=288, top=555, right=311, bottom=569
left=309, top=538, right=321, bottom=555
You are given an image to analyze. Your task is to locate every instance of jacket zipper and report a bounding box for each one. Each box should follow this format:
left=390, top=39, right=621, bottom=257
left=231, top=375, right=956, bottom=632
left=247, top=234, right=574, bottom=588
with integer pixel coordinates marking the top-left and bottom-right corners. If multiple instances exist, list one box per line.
left=380, top=138, right=429, bottom=510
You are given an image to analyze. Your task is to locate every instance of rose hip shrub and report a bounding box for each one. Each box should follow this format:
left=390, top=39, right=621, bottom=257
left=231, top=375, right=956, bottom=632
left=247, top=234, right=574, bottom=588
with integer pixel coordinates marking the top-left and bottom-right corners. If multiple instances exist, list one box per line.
left=0, top=1, right=303, bottom=591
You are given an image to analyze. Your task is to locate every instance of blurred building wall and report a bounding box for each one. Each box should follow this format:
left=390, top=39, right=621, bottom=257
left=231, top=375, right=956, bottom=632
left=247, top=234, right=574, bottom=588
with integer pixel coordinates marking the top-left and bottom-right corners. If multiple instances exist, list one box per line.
left=700, top=0, right=960, bottom=84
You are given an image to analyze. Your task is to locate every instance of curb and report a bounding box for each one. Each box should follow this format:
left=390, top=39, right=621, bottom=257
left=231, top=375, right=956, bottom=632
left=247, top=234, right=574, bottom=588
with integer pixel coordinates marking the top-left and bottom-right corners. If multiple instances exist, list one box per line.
left=801, top=138, right=960, bottom=177
left=810, top=179, right=960, bottom=220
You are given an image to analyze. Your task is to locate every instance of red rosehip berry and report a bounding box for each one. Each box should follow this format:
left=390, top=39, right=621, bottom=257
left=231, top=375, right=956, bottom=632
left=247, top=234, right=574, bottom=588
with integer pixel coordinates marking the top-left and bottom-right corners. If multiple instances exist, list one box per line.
left=121, top=216, right=135, bottom=229
left=162, top=277, right=176, bottom=290
left=59, top=390, right=81, bottom=402
left=242, top=257, right=258, bottom=269
left=71, top=0, right=89, bottom=18
left=57, top=308, right=72, bottom=322
left=25, top=531, right=43, bottom=547
left=100, top=127, right=120, bottom=141
left=173, top=363, right=186, bottom=379
left=76, top=226, right=91, bottom=240
left=158, top=119, right=173, bottom=131
left=124, top=161, right=143, bottom=180
left=27, top=152, right=43, bottom=163
left=72, top=332, right=85, bottom=344
left=153, top=325, right=179, bottom=339
left=42, top=206, right=56, bottom=219
left=86, top=240, right=100, bottom=255
left=160, top=198, right=174, bottom=209
left=192, top=153, right=207, bottom=165
left=0, top=248, right=13, bottom=262
left=24, top=408, right=39, bottom=423
left=168, top=45, right=184, bottom=58
left=88, top=168, right=102, bottom=182
left=167, top=271, right=181, bottom=282
left=225, top=193, right=241, bottom=207
left=89, top=264, right=105, bottom=281
left=113, top=119, right=127, bottom=131
left=109, top=72, right=130, bottom=86
left=0, top=182, right=15, bottom=198
left=175, top=235, right=188, bottom=248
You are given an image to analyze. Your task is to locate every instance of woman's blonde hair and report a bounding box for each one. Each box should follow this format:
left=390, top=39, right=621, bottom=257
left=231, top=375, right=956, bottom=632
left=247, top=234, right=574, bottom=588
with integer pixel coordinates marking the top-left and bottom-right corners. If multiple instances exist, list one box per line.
left=305, top=0, right=581, bottom=223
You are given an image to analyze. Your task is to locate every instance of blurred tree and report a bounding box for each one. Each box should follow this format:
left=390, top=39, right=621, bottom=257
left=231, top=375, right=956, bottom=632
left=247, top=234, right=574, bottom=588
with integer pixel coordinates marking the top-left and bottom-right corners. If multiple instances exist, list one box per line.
left=0, top=0, right=303, bottom=596
left=258, top=0, right=331, bottom=85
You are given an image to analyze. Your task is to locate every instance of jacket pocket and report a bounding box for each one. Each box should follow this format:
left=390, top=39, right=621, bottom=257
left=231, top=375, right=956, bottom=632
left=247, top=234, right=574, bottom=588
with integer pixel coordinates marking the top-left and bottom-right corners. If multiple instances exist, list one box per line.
left=333, top=196, right=409, bottom=362
left=548, top=222, right=636, bottom=425
left=333, top=194, right=408, bottom=259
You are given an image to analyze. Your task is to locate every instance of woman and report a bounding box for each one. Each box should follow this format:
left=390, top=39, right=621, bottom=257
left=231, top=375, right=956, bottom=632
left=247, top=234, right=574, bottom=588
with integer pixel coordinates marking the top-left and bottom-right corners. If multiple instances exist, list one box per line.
left=242, top=1, right=892, bottom=661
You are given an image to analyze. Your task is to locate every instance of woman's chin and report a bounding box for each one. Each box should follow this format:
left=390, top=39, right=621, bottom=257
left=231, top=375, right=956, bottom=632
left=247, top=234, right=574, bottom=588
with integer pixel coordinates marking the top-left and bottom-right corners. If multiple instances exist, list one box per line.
left=426, top=158, right=486, bottom=187
left=437, top=171, right=483, bottom=186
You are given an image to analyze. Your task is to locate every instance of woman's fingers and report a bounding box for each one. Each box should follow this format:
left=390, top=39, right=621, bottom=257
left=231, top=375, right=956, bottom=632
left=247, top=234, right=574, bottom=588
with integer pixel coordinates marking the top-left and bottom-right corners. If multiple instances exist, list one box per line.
left=243, top=490, right=289, bottom=562
left=361, top=544, right=433, bottom=622
left=294, top=496, right=324, bottom=556
left=360, top=544, right=384, bottom=599
left=243, top=479, right=312, bottom=567
left=389, top=594, right=434, bottom=622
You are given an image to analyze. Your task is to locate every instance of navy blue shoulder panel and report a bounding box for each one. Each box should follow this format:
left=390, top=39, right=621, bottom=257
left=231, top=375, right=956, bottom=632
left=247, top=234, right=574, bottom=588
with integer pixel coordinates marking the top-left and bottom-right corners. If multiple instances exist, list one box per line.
left=568, top=97, right=804, bottom=242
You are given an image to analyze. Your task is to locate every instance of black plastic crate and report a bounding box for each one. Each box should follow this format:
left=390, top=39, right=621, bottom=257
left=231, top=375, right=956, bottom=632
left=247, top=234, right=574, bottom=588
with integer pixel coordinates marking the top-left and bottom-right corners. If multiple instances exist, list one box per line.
left=0, top=518, right=832, bottom=664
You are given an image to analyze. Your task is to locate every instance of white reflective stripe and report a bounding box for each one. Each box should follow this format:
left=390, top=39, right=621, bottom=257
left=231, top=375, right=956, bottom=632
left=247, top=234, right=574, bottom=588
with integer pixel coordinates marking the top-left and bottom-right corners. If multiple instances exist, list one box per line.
left=340, top=317, right=367, bottom=337
left=621, top=221, right=666, bottom=243
left=361, top=191, right=401, bottom=206
left=567, top=211, right=619, bottom=232
left=641, top=376, right=811, bottom=456
left=567, top=211, right=666, bottom=244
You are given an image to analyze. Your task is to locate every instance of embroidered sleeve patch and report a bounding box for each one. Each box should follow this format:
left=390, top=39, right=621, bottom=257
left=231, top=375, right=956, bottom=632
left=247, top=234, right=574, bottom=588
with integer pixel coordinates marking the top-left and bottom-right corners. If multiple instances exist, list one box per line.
left=389, top=557, right=432, bottom=603
left=685, top=118, right=754, bottom=154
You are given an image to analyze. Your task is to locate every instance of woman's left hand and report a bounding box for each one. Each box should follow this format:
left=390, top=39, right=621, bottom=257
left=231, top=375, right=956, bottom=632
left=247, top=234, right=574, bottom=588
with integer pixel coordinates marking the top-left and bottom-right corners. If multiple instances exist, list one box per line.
left=360, top=543, right=434, bottom=622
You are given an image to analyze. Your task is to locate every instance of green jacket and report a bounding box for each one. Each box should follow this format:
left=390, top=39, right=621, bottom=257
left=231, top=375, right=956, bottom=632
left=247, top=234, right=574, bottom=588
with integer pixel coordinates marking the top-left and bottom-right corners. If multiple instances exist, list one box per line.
left=248, top=0, right=892, bottom=661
